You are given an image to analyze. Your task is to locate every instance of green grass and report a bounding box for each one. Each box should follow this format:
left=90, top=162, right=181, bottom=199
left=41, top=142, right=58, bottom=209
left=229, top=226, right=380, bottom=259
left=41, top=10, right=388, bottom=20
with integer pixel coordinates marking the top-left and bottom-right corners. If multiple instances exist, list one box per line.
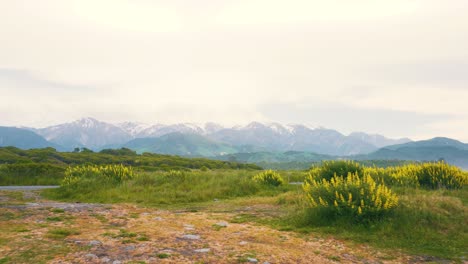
left=43, top=170, right=292, bottom=205
left=274, top=187, right=468, bottom=260
left=46, top=216, right=63, bottom=222
left=156, top=253, right=171, bottom=259
left=46, top=228, right=80, bottom=239
left=22, top=163, right=468, bottom=261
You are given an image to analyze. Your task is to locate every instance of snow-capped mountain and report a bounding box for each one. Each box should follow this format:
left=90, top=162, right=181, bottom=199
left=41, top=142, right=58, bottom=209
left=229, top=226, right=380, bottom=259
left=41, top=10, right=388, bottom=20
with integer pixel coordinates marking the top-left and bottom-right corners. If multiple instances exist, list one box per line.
left=116, top=122, right=151, bottom=137
left=348, top=132, right=411, bottom=149
left=137, top=123, right=204, bottom=138
left=33, top=118, right=132, bottom=150
left=26, top=118, right=412, bottom=154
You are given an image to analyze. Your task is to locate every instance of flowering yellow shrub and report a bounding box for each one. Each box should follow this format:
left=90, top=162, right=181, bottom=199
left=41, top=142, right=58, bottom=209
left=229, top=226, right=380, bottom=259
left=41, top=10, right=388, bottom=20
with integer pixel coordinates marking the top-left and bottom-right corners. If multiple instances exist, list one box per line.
left=308, top=160, right=363, bottom=181
left=253, top=170, right=285, bottom=186
left=364, top=166, right=419, bottom=187
left=62, top=164, right=134, bottom=186
left=415, top=162, right=467, bottom=189
left=364, top=162, right=467, bottom=189
left=303, top=172, right=398, bottom=219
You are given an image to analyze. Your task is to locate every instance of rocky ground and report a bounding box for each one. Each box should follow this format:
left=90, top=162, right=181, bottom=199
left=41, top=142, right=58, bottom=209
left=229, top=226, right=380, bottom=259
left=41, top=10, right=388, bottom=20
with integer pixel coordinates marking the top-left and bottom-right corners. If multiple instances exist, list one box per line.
left=0, top=190, right=447, bottom=264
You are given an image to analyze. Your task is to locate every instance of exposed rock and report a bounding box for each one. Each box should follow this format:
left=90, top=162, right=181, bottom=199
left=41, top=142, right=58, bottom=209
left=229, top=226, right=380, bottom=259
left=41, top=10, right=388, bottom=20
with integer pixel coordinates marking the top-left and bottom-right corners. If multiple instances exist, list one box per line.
left=181, top=234, right=200, bottom=240
left=84, top=253, right=97, bottom=259
left=215, top=221, right=228, bottom=227
left=88, top=240, right=102, bottom=247
left=124, top=245, right=135, bottom=251
left=194, top=248, right=210, bottom=253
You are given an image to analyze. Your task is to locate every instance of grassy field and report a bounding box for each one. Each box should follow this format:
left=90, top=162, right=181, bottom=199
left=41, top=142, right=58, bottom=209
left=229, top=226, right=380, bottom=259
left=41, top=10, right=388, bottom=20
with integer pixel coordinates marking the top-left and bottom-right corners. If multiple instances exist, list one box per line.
left=37, top=162, right=468, bottom=261
left=1, top=154, right=466, bottom=261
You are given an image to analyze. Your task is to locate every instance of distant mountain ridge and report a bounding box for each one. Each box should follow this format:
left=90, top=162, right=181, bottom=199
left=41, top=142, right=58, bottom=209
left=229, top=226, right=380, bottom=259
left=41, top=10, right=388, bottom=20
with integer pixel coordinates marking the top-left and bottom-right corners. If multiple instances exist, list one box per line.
left=23, top=118, right=411, bottom=156
left=31, top=118, right=131, bottom=150
left=0, top=126, right=59, bottom=150
left=358, top=137, right=468, bottom=169
left=3, top=119, right=468, bottom=170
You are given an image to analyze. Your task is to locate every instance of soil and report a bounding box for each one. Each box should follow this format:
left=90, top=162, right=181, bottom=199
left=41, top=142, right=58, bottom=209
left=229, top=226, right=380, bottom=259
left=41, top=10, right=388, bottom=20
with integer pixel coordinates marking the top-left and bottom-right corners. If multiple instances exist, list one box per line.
left=0, top=190, right=443, bottom=264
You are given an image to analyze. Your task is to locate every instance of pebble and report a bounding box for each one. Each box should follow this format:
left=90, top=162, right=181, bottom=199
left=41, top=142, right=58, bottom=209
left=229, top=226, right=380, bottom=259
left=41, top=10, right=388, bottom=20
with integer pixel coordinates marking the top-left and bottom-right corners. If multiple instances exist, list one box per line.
left=124, top=245, right=136, bottom=251
left=239, top=241, right=248, bottom=246
left=101, top=257, right=111, bottom=263
left=88, top=240, right=102, bottom=247
left=84, top=253, right=97, bottom=259
left=112, top=261, right=122, bottom=264
left=194, top=248, right=211, bottom=253
left=215, top=221, right=228, bottom=227
left=181, top=234, right=200, bottom=240
left=154, top=217, right=163, bottom=221
left=247, top=258, right=258, bottom=263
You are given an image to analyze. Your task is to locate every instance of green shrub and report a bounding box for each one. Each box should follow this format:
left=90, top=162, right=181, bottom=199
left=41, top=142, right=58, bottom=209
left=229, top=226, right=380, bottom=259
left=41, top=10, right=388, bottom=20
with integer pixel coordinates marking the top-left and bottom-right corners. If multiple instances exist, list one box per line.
left=61, top=164, right=135, bottom=187
left=364, top=166, right=419, bottom=187
left=253, top=170, right=285, bottom=186
left=303, top=172, right=398, bottom=220
left=415, top=162, right=467, bottom=189
left=308, top=160, right=363, bottom=181
left=364, top=162, right=467, bottom=189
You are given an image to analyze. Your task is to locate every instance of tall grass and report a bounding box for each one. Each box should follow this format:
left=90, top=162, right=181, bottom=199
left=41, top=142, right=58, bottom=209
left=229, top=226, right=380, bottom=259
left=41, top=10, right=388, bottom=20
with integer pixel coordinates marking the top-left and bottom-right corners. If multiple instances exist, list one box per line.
left=283, top=187, right=467, bottom=259
left=0, top=163, right=64, bottom=185
left=45, top=170, right=291, bottom=204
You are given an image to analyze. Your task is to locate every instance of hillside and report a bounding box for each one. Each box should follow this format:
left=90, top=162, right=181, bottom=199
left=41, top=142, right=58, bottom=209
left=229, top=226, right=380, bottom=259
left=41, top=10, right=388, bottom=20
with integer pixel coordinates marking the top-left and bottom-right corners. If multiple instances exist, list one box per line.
left=360, top=137, right=468, bottom=169
left=0, top=126, right=59, bottom=150
left=122, top=133, right=242, bottom=157
left=0, top=147, right=261, bottom=171
left=214, top=151, right=332, bottom=163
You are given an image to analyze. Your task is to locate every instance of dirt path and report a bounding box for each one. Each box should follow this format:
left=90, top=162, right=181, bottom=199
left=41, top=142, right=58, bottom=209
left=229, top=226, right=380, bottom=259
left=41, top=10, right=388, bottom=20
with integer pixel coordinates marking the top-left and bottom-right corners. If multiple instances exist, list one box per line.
left=0, top=190, right=434, bottom=264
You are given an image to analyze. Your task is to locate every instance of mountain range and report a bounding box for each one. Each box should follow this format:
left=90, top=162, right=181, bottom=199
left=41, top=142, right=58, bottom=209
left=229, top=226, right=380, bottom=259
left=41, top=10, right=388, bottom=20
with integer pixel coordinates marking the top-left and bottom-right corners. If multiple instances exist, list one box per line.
left=2, top=117, right=468, bottom=169
left=22, top=117, right=410, bottom=156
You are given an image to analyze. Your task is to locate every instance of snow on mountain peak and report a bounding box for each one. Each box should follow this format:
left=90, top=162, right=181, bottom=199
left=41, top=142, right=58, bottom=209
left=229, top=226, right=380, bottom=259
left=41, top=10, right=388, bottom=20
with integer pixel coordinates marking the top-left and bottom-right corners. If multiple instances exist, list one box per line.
left=74, top=117, right=101, bottom=129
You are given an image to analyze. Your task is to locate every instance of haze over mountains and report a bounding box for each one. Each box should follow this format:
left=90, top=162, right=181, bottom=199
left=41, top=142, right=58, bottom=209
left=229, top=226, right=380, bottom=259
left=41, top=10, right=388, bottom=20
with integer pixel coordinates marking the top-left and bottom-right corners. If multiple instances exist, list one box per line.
left=19, top=117, right=410, bottom=155
left=2, top=117, right=468, bottom=169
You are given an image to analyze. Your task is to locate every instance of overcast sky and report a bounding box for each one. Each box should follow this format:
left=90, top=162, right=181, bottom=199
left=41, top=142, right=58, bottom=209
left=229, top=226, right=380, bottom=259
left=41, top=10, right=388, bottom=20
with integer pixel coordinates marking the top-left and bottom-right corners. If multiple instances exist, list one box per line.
left=1, top=0, right=468, bottom=141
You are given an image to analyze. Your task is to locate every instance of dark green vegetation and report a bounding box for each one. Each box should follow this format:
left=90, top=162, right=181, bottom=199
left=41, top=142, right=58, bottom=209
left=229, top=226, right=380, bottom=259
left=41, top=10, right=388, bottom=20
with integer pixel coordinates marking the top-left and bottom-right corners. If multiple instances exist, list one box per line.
left=214, top=150, right=444, bottom=170
left=41, top=160, right=468, bottom=260
left=0, top=147, right=260, bottom=185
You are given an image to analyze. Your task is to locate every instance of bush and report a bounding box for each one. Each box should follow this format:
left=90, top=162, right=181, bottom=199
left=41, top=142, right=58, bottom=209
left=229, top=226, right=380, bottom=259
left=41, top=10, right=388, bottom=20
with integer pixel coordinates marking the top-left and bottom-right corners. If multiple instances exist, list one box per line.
left=61, top=164, right=135, bottom=187
left=308, top=160, right=363, bottom=181
left=364, top=166, right=419, bottom=187
left=303, top=172, right=398, bottom=220
left=415, top=162, right=467, bottom=189
left=364, top=162, right=468, bottom=189
left=253, top=170, right=285, bottom=186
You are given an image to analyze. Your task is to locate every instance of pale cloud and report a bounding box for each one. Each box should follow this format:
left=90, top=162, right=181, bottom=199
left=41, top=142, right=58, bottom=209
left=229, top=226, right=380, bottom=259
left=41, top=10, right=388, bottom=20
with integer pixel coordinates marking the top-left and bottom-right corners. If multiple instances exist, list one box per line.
left=0, top=0, right=468, bottom=141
